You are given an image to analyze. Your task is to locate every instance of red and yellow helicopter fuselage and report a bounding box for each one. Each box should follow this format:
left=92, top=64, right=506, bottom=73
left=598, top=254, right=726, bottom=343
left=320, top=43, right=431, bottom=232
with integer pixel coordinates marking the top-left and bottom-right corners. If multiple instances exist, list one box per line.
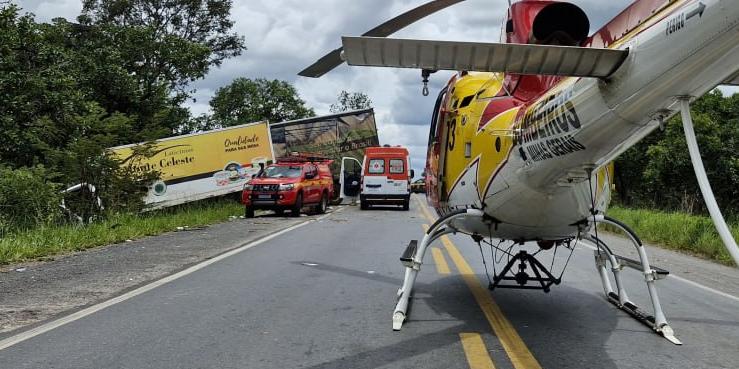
left=301, top=0, right=739, bottom=338
left=425, top=0, right=739, bottom=241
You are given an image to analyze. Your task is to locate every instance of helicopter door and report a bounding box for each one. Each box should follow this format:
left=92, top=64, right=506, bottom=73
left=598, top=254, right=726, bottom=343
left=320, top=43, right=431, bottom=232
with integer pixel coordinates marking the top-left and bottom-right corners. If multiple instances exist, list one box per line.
left=431, top=88, right=450, bottom=204
left=425, top=86, right=449, bottom=206
left=339, top=156, right=363, bottom=203
left=440, top=113, right=459, bottom=204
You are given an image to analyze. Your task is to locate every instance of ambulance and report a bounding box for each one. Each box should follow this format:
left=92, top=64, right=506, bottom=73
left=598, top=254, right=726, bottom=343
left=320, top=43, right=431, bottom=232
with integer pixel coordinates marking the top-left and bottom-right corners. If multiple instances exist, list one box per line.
left=360, top=146, right=413, bottom=210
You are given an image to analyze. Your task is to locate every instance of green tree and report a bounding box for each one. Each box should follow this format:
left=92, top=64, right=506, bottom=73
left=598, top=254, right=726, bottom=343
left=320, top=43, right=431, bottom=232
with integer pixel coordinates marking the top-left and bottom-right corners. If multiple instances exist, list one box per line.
left=77, top=0, right=246, bottom=135
left=210, top=78, right=315, bottom=126
left=60, top=20, right=189, bottom=139
left=0, top=5, right=87, bottom=168
left=329, top=90, right=372, bottom=113
left=57, top=105, right=160, bottom=219
left=0, top=6, right=163, bottom=219
left=177, top=113, right=215, bottom=134
left=614, top=90, right=739, bottom=215
left=613, top=129, right=661, bottom=206
left=79, top=0, right=245, bottom=92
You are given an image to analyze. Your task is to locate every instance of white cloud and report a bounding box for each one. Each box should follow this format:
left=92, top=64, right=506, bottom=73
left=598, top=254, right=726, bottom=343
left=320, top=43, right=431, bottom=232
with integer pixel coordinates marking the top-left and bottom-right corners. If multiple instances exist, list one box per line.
left=13, top=0, right=80, bottom=20
left=15, top=0, right=639, bottom=173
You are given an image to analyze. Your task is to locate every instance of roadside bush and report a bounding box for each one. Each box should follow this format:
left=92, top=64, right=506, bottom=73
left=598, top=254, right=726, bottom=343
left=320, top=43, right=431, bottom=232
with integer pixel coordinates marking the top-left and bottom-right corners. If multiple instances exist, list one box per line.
left=605, top=206, right=738, bottom=265
left=52, top=106, right=161, bottom=222
left=0, top=166, right=62, bottom=234
left=0, top=197, right=244, bottom=265
left=614, top=90, right=739, bottom=216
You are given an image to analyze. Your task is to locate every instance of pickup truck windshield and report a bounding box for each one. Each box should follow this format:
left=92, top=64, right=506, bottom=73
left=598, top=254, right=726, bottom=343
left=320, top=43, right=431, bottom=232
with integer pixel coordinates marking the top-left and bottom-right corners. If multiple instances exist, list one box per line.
left=262, top=166, right=303, bottom=178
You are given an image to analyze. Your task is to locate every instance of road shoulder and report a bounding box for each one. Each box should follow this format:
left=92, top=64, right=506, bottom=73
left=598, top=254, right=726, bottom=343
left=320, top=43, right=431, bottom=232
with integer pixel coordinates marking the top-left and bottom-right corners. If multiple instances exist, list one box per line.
left=594, top=232, right=739, bottom=299
left=0, top=212, right=317, bottom=336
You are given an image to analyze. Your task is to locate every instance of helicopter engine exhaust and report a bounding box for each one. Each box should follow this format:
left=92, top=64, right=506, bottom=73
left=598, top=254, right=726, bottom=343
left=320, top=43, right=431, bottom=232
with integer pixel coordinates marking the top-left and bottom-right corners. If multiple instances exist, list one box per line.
left=531, top=3, right=590, bottom=46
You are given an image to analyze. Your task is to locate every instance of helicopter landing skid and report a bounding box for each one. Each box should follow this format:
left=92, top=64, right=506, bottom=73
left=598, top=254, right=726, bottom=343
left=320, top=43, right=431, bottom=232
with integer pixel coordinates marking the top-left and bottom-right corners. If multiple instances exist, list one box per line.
left=585, top=215, right=682, bottom=345
left=393, top=208, right=485, bottom=330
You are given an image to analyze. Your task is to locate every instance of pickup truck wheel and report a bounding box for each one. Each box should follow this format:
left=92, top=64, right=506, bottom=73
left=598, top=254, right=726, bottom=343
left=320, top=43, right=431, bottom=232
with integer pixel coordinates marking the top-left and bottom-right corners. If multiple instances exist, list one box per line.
left=360, top=201, right=369, bottom=210
left=291, top=193, right=303, bottom=217
left=317, top=192, right=327, bottom=214
left=402, top=198, right=410, bottom=211
left=245, top=207, right=255, bottom=218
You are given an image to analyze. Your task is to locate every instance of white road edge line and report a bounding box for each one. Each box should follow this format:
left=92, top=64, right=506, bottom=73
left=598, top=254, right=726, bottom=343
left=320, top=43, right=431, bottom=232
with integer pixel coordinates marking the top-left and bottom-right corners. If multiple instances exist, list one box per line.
left=0, top=208, right=342, bottom=351
left=577, top=241, right=739, bottom=304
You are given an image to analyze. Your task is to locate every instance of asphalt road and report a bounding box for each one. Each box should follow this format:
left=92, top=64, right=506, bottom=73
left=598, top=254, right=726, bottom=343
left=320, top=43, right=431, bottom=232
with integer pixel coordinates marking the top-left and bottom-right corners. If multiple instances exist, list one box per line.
left=0, top=213, right=306, bottom=334
left=1, top=196, right=738, bottom=368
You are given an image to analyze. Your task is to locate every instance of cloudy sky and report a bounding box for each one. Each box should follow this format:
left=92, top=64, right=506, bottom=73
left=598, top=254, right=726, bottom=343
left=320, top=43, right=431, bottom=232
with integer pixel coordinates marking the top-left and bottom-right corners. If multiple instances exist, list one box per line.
left=11, top=0, right=667, bottom=172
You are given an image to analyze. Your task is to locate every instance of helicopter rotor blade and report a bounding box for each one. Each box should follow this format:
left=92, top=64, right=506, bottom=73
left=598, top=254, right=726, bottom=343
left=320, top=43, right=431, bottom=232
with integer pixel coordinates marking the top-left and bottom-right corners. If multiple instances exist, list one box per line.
left=341, top=36, right=629, bottom=78
left=298, top=0, right=465, bottom=78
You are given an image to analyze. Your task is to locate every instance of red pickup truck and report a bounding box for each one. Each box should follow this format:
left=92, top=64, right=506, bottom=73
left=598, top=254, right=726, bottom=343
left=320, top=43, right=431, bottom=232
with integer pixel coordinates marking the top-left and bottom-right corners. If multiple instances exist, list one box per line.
left=242, top=155, right=334, bottom=217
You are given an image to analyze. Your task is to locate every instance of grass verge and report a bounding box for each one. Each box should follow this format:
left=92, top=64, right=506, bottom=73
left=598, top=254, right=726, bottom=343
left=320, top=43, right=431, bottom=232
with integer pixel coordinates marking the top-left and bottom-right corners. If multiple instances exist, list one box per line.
left=0, top=198, right=244, bottom=265
left=604, top=206, right=738, bottom=266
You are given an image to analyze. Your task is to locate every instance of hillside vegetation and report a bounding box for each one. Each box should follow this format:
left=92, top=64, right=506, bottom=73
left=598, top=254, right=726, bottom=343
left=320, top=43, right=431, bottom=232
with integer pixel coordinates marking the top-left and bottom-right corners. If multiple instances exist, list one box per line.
left=605, top=206, right=738, bottom=266
left=614, top=90, right=739, bottom=217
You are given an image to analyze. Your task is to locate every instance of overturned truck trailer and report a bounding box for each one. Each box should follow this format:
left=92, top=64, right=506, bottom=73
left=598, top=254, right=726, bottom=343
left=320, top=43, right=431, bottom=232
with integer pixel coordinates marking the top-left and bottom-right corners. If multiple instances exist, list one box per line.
left=269, top=109, right=379, bottom=202
left=100, top=111, right=377, bottom=210
left=110, top=121, right=275, bottom=210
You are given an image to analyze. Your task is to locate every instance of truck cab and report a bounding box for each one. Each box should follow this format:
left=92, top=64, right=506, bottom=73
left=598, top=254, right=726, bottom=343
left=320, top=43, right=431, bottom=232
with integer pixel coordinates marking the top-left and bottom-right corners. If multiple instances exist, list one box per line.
left=360, top=146, right=413, bottom=210
left=242, top=154, right=334, bottom=217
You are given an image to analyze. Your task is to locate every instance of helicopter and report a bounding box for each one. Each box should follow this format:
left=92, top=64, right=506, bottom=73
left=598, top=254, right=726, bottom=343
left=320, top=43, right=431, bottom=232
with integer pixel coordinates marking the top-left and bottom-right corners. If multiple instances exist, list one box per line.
left=299, top=0, right=739, bottom=345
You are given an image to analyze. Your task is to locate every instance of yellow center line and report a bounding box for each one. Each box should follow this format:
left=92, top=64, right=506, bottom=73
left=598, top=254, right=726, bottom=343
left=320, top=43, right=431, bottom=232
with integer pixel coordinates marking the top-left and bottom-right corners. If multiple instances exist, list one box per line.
left=459, top=333, right=497, bottom=369
left=431, top=248, right=451, bottom=275
left=414, top=196, right=542, bottom=369
left=416, top=196, right=437, bottom=224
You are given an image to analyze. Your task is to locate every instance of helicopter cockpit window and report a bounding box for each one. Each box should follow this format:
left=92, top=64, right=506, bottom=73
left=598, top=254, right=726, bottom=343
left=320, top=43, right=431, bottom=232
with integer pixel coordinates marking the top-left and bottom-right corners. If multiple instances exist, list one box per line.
left=459, top=95, right=474, bottom=108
